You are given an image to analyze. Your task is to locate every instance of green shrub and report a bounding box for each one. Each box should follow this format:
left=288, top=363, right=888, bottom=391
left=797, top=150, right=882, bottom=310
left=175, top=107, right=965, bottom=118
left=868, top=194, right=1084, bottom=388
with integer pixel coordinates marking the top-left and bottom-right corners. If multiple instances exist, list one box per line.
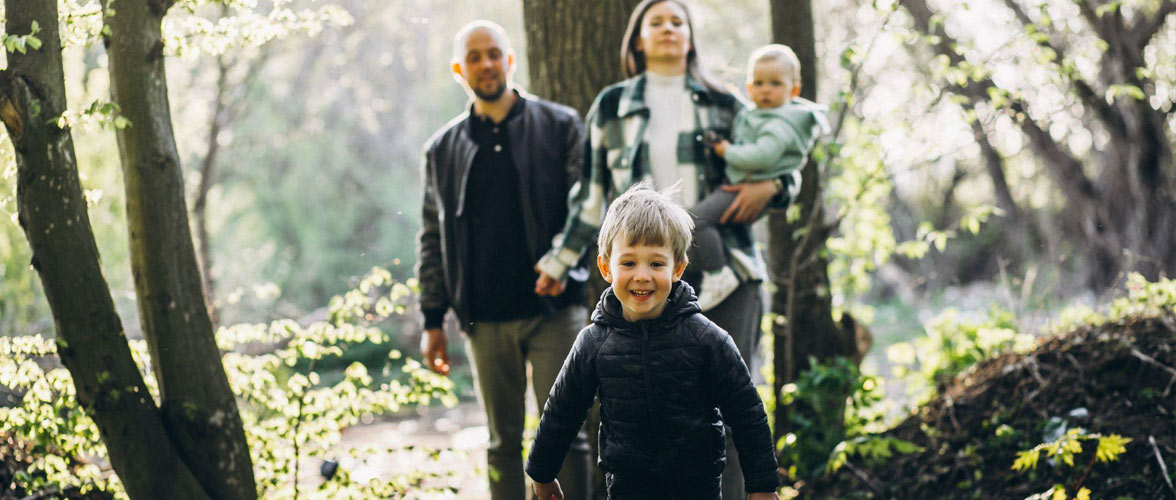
left=0, top=267, right=457, bottom=498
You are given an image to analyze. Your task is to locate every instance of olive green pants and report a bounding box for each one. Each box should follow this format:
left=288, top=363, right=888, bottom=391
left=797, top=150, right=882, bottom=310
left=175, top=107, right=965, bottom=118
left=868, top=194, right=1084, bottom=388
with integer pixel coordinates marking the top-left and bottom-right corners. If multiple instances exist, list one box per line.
left=465, top=306, right=593, bottom=500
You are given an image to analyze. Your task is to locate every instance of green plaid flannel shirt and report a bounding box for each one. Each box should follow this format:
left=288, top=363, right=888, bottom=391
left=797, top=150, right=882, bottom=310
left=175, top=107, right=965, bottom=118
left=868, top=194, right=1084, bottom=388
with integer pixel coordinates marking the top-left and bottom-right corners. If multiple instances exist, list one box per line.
left=537, top=74, right=773, bottom=284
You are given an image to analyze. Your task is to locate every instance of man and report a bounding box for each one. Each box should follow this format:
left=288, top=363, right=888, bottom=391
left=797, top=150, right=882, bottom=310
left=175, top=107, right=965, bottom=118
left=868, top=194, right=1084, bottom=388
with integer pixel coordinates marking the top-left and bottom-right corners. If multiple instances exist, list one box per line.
left=415, top=20, right=592, bottom=500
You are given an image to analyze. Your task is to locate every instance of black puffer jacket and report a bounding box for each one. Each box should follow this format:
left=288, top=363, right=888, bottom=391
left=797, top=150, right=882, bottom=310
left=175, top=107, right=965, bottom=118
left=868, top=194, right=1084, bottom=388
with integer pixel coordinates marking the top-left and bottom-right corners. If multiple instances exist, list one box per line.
left=525, top=282, right=780, bottom=493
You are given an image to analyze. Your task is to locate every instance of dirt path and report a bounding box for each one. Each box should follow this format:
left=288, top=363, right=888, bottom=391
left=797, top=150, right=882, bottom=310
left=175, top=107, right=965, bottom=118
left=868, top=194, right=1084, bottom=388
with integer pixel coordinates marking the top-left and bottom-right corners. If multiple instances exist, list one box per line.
left=305, top=402, right=492, bottom=498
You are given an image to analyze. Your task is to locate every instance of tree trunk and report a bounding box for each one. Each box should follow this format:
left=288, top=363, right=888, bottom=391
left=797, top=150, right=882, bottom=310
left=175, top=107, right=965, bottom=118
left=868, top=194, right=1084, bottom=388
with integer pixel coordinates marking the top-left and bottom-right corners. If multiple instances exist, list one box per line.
left=768, top=0, right=864, bottom=449
left=770, top=0, right=817, bottom=101
left=522, top=3, right=641, bottom=498
left=522, top=0, right=642, bottom=117
left=100, top=0, right=256, bottom=497
left=0, top=1, right=210, bottom=498
left=193, top=54, right=230, bottom=326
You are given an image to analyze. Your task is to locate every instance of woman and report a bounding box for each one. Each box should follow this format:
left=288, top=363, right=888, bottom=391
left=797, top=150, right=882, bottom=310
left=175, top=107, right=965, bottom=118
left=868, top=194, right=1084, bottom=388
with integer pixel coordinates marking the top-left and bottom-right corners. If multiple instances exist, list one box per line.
left=534, top=1, right=789, bottom=498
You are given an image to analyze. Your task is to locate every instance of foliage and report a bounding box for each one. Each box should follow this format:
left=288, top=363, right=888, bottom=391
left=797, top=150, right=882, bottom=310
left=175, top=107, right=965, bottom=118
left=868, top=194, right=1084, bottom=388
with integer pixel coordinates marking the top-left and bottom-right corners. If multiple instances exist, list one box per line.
left=815, top=0, right=995, bottom=322
left=0, top=268, right=458, bottom=498
left=1053, top=272, right=1176, bottom=333
left=1, top=20, right=42, bottom=54
left=1013, top=428, right=1132, bottom=500
left=0, top=336, right=120, bottom=497
left=886, top=306, right=1036, bottom=404
left=777, top=356, right=920, bottom=480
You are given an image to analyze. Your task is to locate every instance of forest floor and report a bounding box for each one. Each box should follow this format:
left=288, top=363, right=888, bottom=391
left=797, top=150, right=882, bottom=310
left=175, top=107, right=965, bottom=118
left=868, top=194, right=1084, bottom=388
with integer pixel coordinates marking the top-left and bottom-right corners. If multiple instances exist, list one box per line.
left=802, top=312, right=1176, bottom=499
left=318, top=402, right=492, bottom=499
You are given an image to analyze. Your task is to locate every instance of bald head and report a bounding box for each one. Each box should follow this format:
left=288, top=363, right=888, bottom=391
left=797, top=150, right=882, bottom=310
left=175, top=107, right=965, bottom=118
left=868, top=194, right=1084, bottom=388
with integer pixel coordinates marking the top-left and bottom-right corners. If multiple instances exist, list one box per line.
left=453, top=20, right=512, bottom=62
left=451, top=20, right=516, bottom=102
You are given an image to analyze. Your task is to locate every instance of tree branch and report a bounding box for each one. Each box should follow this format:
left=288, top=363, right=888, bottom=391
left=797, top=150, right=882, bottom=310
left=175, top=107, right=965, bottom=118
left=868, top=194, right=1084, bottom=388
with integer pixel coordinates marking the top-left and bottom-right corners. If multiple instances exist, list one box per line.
left=1132, top=0, right=1176, bottom=51
left=1002, top=0, right=1126, bottom=134
left=901, top=0, right=1099, bottom=207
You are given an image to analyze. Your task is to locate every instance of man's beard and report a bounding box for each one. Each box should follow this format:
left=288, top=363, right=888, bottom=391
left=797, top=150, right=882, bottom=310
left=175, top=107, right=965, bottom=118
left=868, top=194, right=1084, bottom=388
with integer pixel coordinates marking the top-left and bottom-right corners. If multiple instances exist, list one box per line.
left=473, top=81, right=507, bottom=101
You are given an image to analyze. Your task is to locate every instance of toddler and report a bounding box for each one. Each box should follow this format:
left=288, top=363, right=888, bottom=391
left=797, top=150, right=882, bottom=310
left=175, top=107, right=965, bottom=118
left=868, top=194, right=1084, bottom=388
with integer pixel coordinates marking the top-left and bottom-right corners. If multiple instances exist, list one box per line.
left=694, top=44, right=829, bottom=310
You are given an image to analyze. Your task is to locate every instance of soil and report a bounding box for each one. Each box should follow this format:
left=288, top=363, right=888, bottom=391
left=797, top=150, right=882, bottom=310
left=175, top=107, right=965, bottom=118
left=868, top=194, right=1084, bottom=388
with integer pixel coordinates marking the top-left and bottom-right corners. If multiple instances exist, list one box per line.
left=801, top=313, right=1176, bottom=500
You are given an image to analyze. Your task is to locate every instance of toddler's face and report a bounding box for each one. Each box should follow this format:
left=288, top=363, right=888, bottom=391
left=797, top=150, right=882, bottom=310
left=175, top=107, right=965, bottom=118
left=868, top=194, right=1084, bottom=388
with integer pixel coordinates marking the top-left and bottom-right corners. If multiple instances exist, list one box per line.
left=598, top=239, right=686, bottom=322
left=746, top=59, right=795, bottom=109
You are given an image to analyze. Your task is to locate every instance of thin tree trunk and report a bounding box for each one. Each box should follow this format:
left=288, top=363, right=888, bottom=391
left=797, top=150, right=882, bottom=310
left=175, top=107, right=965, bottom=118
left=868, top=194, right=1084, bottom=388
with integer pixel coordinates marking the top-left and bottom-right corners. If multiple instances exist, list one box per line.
left=100, top=0, right=256, bottom=497
left=193, top=54, right=230, bottom=326
left=0, top=1, right=208, bottom=498
left=768, top=0, right=861, bottom=448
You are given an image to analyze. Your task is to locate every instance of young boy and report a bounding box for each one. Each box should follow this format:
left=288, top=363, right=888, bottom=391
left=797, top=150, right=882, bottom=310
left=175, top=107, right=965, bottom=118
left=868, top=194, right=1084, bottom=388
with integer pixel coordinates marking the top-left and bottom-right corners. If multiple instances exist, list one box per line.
left=692, top=43, right=829, bottom=311
left=525, top=184, right=780, bottom=500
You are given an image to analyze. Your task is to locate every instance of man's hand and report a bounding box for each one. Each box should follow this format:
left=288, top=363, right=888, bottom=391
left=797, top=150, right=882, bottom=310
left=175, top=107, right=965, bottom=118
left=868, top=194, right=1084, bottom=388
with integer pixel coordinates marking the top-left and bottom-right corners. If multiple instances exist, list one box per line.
left=748, top=492, right=780, bottom=500
left=719, top=179, right=779, bottom=224
left=421, top=328, right=450, bottom=375
left=713, top=139, right=730, bottom=157
left=532, top=479, right=564, bottom=500
left=534, top=268, right=566, bottom=297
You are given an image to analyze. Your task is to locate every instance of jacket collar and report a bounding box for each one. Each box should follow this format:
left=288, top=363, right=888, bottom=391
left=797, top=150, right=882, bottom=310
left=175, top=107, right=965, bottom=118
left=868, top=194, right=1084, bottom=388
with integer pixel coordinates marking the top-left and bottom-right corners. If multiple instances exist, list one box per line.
left=617, top=73, right=713, bottom=118
left=463, top=88, right=529, bottom=132
left=592, top=280, right=700, bottom=333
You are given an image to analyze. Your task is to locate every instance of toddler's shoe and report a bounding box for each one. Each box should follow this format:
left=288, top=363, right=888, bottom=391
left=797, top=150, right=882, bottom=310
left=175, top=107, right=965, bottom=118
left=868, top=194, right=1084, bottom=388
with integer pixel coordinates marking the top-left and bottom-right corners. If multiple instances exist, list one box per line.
left=697, top=265, right=739, bottom=312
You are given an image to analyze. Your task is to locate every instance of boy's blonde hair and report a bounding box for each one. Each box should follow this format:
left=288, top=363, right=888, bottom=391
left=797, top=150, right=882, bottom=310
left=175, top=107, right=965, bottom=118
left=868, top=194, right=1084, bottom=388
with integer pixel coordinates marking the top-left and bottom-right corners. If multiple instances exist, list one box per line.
left=597, top=182, right=694, bottom=263
left=748, top=44, right=801, bottom=90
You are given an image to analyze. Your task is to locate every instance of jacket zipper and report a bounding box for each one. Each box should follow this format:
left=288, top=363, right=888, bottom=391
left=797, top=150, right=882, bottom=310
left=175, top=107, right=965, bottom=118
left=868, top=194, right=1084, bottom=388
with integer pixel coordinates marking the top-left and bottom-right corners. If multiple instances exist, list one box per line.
left=641, top=325, right=653, bottom=441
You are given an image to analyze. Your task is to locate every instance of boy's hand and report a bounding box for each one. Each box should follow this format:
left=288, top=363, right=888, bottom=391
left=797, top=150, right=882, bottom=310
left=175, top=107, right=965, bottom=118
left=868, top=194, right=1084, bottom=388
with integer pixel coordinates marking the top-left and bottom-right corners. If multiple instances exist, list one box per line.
left=713, top=139, right=730, bottom=157
left=420, top=328, right=450, bottom=375
left=748, top=493, right=780, bottom=500
left=533, top=479, right=564, bottom=500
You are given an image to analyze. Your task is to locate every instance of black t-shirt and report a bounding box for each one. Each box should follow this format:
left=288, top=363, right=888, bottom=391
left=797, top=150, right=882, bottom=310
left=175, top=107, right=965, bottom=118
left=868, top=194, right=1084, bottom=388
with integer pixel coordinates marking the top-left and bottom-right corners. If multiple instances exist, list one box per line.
left=465, top=98, right=544, bottom=322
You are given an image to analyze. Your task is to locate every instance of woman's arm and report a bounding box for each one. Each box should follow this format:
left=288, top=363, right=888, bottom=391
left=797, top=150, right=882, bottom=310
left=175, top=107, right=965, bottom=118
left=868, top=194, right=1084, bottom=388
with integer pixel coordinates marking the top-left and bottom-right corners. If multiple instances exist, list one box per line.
left=535, top=92, right=614, bottom=294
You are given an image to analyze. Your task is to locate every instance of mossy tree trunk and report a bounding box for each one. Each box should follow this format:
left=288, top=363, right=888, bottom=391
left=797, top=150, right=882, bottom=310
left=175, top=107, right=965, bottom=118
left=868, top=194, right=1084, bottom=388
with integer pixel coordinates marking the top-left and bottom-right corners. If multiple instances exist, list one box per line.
left=0, top=0, right=210, bottom=498
left=100, top=0, right=256, bottom=497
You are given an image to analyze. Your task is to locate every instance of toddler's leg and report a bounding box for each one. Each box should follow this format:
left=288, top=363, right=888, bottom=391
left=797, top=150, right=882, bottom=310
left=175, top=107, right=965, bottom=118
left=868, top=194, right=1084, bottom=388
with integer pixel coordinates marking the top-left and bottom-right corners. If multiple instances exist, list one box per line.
left=689, top=189, right=738, bottom=272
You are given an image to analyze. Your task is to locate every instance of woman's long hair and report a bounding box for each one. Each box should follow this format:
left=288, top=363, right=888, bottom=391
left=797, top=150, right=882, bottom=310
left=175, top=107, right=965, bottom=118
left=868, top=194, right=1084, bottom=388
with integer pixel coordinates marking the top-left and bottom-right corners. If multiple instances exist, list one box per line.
left=619, top=0, right=724, bottom=93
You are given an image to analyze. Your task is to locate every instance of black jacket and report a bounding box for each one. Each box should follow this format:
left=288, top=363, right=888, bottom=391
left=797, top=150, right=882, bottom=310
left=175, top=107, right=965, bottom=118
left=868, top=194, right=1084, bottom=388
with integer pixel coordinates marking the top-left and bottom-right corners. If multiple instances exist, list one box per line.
left=415, top=92, right=586, bottom=329
left=525, top=282, right=780, bottom=493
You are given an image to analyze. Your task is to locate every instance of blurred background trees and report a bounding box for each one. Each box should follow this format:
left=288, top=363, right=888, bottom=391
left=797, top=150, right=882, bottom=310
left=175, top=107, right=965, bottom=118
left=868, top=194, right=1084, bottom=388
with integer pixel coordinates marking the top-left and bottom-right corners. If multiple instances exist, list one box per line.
left=0, top=0, right=1172, bottom=496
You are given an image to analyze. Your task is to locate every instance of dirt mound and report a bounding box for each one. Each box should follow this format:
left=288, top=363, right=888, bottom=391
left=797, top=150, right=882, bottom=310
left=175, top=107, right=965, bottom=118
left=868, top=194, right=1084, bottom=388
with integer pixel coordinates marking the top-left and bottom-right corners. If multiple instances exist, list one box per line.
left=803, top=314, right=1176, bottom=499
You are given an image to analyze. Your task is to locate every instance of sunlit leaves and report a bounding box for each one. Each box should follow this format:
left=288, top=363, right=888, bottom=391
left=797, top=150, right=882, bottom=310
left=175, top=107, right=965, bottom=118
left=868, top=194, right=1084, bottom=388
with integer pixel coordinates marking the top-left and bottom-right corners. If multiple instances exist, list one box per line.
left=54, top=100, right=131, bottom=131
left=1013, top=428, right=1131, bottom=499
left=886, top=307, right=1031, bottom=405
left=1, top=268, right=457, bottom=498
left=1106, top=83, right=1146, bottom=102
left=2, top=20, right=42, bottom=54
left=162, top=3, right=352, bottom=58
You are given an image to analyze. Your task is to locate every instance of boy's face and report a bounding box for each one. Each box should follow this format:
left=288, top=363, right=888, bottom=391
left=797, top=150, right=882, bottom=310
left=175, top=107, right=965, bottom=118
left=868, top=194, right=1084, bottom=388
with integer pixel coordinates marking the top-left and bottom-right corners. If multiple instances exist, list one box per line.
left=597, top=239, right=687, bottom=322
left=746, top=59, right=799, bottom=109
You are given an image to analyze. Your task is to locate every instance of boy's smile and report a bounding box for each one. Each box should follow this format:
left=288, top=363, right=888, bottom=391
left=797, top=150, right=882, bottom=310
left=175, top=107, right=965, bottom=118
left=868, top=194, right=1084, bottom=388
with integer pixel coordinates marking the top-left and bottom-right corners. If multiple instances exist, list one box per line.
left=598, top=240, right=687, bottom=322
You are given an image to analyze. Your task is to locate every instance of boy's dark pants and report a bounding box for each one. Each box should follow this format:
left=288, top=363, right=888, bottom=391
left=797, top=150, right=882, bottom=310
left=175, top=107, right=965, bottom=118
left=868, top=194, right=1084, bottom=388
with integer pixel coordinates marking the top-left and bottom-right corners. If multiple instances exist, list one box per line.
left=605, top=471, right=722, bottom=500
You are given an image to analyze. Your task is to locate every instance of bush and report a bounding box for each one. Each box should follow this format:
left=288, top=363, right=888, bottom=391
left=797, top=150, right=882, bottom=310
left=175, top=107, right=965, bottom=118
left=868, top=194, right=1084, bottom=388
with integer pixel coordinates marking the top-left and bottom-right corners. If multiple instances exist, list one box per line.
left=0, top=267, right=456, bottom=499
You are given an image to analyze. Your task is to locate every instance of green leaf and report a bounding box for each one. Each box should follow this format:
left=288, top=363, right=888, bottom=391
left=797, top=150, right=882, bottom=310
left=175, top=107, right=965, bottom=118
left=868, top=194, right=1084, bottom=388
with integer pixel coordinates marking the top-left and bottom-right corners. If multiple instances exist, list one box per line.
left=1011, top=449, right=1040, bottom=471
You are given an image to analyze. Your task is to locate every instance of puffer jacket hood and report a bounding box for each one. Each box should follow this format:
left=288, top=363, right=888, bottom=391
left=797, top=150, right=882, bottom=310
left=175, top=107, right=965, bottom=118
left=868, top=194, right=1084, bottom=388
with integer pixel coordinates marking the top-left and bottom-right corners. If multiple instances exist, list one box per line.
left=591, top=280, right=700, bottom=331
left=526, top=282, right=780, bottom=493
